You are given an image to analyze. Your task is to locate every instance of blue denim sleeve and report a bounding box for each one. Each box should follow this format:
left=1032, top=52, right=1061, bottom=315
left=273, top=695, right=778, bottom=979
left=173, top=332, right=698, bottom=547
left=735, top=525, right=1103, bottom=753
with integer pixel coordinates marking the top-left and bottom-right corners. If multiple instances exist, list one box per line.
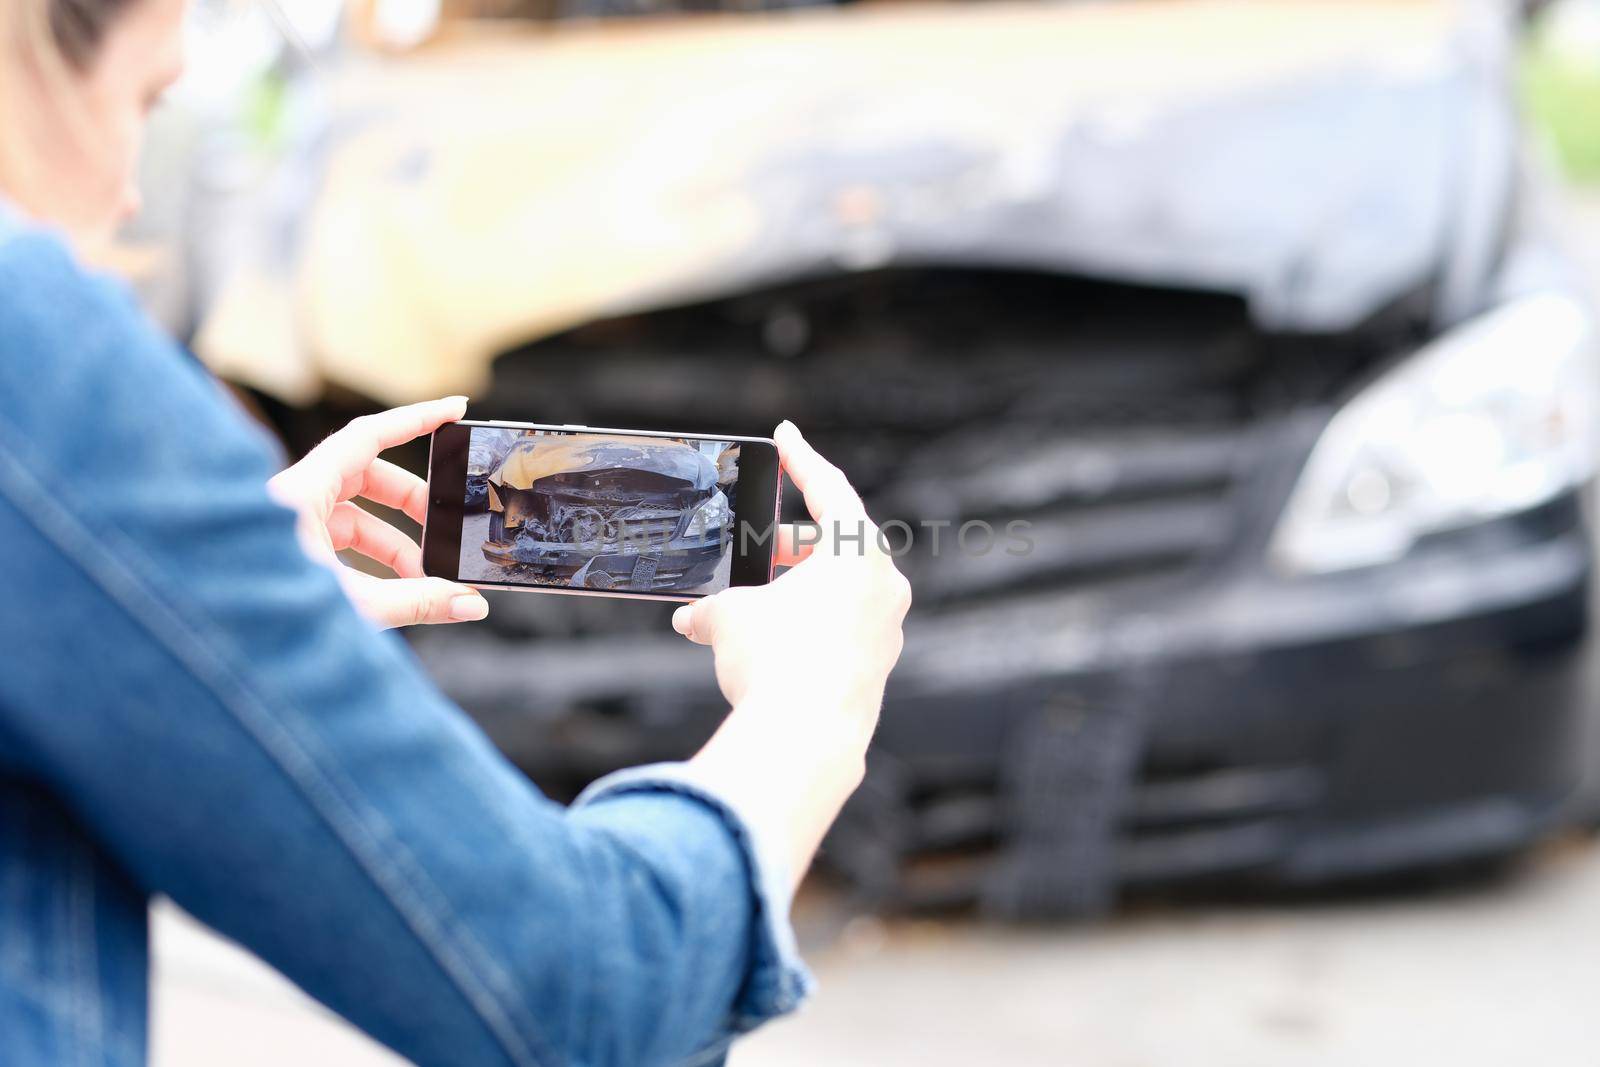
left=0, top=222, right=810, bottom=1066
left=572, top=766, right=813, bottom=1037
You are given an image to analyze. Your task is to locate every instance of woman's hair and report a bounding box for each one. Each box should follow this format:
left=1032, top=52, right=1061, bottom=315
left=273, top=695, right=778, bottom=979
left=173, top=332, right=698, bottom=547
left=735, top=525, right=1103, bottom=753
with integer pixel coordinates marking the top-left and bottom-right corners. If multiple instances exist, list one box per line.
left=0, top=0, right=133, bottom=217
left=49, top=0, right=139, bottom=69
left=1, top=0, right=135, bottom=85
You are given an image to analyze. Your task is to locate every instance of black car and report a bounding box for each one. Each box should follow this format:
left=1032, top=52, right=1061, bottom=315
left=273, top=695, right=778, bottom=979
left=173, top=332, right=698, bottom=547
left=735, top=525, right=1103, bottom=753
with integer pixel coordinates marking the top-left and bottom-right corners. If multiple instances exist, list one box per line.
left=175, top=0, right=1600, bottom=917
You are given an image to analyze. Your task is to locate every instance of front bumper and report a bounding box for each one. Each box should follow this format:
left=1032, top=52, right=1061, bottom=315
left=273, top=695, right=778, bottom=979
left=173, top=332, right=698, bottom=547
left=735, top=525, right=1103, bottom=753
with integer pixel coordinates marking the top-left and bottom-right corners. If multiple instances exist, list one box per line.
left=841, top=493, right=1594, bottom=913
left=481, top=531, right=726, bottom=590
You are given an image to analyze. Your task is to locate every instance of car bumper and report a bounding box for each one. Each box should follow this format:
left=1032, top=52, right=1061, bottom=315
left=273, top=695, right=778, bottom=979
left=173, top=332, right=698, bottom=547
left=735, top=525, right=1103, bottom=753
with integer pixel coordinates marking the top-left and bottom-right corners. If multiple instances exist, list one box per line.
left=481, top=532, right=726, bottom=589
left=842, top=493, right=1593, bottom=911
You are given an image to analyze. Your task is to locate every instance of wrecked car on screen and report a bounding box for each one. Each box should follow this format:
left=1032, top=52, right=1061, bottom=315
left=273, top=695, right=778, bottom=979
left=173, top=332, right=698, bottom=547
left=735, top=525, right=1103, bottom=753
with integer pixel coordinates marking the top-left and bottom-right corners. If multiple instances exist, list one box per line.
left=483, top=435, right=730, bottom=591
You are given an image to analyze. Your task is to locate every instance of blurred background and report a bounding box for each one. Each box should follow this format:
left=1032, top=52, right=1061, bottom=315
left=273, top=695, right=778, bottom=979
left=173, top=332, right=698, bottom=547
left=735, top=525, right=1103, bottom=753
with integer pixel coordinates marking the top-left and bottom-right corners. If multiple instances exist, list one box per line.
left=134, top=0, right=1600, bottom=1062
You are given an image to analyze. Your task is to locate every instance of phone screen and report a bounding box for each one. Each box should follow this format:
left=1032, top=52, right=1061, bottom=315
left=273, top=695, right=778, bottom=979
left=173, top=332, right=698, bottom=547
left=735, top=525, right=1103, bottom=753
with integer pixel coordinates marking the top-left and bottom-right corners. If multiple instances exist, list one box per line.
left=423, top=422, right=779, bottom=599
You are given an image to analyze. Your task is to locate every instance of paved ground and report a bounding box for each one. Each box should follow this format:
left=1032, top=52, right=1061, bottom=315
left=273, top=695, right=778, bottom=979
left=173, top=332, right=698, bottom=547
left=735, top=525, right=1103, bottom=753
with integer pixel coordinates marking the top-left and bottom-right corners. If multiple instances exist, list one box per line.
left=735, top=844, right=1600, bottom=1067
left=153, top=834, right=1600, bottom=1066
left=456, top=511, right=503, bottom=584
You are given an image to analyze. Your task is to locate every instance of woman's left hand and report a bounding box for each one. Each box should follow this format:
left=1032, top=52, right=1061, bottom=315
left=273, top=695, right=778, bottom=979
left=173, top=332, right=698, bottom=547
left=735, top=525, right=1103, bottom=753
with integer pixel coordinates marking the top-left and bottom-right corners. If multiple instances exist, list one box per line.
left=267, top=396, right=489, bottom=629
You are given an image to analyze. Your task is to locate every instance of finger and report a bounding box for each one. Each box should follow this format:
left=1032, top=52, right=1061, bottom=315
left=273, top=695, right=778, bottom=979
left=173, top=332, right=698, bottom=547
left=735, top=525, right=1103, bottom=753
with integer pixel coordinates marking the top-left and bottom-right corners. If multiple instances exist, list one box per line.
left=671, top=591, right=736, bottom=646
left=344, top=572, right=489, bottom=629
left=354, top=457, right=430, bottom=525
left=774, top=421, right=865, bottom=525
left=327, top=501, right=423, bottom=578
left=308, top=397, right=469, bottom=499
left=773, top=522, right=818, bottom=568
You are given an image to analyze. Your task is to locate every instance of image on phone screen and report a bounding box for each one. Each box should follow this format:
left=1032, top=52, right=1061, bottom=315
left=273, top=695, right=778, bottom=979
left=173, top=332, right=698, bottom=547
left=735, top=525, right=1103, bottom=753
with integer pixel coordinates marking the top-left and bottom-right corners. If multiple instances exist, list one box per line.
left=458, top=427, right=742, bottom=596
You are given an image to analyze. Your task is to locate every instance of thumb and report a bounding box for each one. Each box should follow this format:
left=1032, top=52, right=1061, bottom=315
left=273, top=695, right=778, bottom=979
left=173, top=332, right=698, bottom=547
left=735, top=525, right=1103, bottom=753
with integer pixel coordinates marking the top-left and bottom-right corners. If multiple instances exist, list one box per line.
left=672, top=593, right=728, bottom=646
left=346, top=573, right=489, bottom=629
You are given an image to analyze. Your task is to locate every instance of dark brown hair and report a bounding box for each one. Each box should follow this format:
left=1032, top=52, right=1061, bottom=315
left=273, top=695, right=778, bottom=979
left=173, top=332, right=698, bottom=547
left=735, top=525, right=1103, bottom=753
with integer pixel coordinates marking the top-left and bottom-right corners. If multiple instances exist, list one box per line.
left=49, top=0, right=136, bottom=68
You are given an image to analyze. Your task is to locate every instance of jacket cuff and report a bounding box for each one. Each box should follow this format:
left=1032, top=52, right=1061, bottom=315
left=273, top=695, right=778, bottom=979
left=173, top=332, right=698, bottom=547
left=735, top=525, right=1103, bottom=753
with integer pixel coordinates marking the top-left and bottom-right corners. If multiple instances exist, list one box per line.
left=572, top=762, right=815, bottom=1031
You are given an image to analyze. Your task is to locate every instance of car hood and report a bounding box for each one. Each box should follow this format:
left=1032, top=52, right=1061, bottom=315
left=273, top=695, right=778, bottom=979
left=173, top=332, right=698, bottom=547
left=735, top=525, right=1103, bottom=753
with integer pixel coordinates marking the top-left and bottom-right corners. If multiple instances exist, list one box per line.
left=490, top=435, right=714, bottom=491
left=195, top=0, right=1509, bottom=405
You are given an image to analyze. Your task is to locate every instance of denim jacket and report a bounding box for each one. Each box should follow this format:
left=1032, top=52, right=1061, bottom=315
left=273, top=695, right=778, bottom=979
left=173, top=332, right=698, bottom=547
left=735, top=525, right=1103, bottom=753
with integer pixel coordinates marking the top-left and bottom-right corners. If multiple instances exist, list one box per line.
left=0, top=209, right=810, bottom=1066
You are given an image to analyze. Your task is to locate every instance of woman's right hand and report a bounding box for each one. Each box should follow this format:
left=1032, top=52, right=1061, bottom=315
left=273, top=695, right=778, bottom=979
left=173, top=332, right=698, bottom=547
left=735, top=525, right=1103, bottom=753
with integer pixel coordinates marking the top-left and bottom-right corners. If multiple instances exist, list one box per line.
left=672, top=421, right=911, bottom=742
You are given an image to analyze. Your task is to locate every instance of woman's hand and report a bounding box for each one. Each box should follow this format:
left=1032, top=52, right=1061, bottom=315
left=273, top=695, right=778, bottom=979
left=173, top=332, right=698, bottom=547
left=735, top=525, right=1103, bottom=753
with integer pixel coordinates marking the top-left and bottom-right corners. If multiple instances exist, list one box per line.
left=267, top=397, right=489, bottom=629
left=673, top=421, right=910, bottom=725
left=674, top=421, right=911, bottom=885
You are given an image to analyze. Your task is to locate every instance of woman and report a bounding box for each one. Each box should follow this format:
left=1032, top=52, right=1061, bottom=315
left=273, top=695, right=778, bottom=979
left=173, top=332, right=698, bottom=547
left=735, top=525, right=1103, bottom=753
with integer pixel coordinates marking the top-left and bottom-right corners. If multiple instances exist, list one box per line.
left=0, top=1, right=911, bottom=1064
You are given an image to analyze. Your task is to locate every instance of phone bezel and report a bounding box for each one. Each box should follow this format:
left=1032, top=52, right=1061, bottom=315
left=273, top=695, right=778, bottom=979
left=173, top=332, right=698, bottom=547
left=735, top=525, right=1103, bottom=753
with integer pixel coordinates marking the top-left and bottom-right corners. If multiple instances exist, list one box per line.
left=421, top=419, right=781, bottom=603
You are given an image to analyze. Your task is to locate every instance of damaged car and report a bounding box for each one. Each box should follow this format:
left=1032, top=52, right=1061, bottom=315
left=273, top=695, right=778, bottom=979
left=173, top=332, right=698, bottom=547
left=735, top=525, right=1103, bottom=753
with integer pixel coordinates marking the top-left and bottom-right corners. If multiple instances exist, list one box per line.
left=483, top=434, right=731, bottom=592
left=169, top=0, right=1599, bottom=917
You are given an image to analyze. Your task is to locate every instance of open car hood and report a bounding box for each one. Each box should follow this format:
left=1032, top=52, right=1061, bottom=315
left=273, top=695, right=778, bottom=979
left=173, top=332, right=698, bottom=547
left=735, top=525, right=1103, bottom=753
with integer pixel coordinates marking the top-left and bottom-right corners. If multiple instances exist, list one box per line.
left=196, top=0, right=1508, bottom=405
left=490, top=435, right=713, bottom=491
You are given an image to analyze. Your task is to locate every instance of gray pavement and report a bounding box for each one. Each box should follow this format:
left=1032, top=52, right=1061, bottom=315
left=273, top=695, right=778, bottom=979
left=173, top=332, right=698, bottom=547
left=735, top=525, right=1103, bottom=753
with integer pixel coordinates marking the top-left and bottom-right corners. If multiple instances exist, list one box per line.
left=735, top=843, right=1600, bottom=1066
left=457, top=511, right=504, bottom=584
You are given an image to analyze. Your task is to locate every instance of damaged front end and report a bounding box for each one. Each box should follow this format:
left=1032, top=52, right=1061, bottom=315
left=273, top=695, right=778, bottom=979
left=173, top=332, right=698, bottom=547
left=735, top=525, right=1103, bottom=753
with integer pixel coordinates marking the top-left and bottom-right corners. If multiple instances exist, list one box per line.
left=482, top=437, right=731, bottom=591
left=180, top=0, right=1598, bottom=918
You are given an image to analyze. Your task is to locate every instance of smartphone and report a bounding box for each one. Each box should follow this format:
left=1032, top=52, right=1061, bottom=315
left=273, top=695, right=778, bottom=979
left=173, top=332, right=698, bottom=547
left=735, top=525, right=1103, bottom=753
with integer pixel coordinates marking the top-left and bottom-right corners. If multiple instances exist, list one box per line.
left=422, top=420, right=781, bottom=602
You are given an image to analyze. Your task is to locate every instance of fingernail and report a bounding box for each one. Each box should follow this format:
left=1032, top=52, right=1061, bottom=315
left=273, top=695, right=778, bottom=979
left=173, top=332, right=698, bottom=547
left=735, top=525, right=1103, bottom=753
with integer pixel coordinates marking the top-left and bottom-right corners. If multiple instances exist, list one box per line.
left=450, top=594, right=488, bottom=621
left=448, top=395, right=470, bottom=407
left=776, top=419, right=796, bottom=435
left=672, top=605, right=692, bottom=636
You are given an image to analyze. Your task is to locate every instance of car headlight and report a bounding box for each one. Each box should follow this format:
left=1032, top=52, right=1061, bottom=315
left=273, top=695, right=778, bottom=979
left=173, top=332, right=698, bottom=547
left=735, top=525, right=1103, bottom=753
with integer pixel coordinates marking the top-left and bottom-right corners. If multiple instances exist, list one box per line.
left=1269, top=294, right=1600, bottom=575
left=683, top=491, right=731, bottom=539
